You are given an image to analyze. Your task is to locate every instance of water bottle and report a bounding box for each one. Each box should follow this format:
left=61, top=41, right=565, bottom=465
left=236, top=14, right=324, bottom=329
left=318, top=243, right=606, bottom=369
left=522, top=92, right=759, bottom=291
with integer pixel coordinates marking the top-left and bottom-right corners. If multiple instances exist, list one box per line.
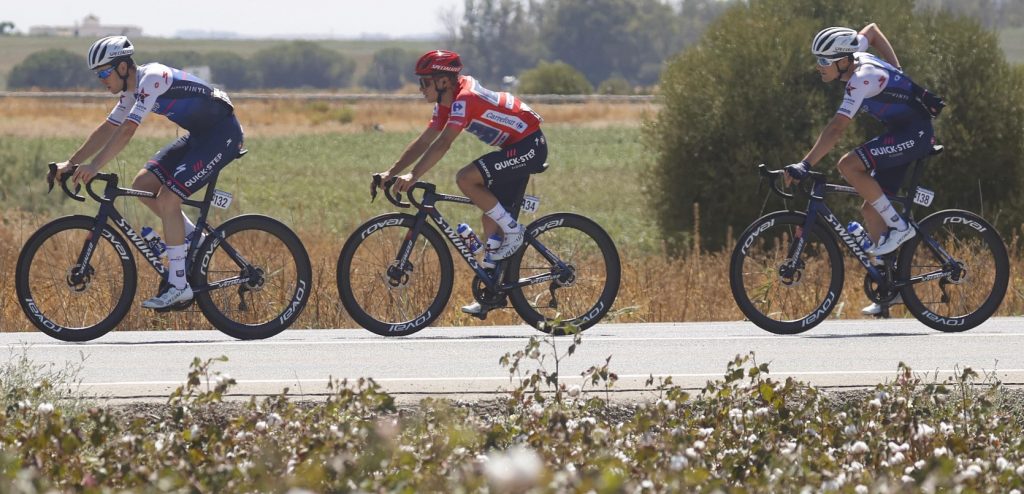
left=140, top=226, right=166, bottom=257
left=846, top=221, right=872, bottom=251
left=480, top=234, right=503, bottom=269
left=456, top=223, right=483, bottom=256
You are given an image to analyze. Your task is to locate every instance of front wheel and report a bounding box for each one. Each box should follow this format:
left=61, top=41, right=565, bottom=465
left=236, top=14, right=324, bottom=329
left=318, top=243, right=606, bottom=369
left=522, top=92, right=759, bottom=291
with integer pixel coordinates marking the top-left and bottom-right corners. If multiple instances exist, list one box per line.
left=897, top=209, right=1009, bottom=332
left=15, top=215, right=137, bottom=342
left=506, top=213, right=621, bottom=335
left=729, top=211, right=844, bottom=334
left=337, top=213, right=454, bottom=336
left=193, top=215, right=312, bottom=340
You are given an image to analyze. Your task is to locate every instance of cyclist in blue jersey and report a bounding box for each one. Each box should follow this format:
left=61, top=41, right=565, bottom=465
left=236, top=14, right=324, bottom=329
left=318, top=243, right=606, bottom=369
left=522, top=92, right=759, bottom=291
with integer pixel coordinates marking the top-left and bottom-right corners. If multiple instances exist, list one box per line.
left=53, top=36, right=245, bottom=310
left=785, top=24, right=942, bottom=316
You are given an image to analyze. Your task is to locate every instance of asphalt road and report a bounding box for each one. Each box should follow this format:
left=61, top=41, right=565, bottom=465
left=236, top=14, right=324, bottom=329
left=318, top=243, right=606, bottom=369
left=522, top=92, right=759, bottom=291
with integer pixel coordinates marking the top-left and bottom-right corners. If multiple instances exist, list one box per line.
left=3, top=318, right=1023, bottom=402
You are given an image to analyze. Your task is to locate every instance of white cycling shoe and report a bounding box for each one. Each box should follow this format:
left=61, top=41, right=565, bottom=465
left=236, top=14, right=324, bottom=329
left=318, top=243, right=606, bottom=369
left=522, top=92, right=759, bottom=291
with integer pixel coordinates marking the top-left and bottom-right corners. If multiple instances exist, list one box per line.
left=862, top=294, right=903, bottom=316
left=868, top=226, right=916, bottom=256
left=489, top=224, right=526, bottom=260
left=142, top=283, right=193, bottom=309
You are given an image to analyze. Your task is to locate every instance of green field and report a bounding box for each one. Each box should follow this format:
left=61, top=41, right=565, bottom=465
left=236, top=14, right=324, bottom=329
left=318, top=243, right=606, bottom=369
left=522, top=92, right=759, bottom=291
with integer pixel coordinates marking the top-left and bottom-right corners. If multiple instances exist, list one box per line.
left=0, top=36, right=436, bottom=91
left=0, top=126, right=661, bottom=252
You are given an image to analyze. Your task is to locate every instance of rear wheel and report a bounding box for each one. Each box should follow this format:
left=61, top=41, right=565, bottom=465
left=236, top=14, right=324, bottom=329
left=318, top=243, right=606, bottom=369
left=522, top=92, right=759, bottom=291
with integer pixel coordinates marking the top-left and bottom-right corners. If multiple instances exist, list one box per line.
left=193, top=215, right=312, bottom=340
left=506, top=213, right=621, bottom=335
left=897, top=210, right=1008, bottom=332
left=337, top=213, right=454, bottom=336
left=16, top=215, right=137, bottom=342
left=729, top=211, right=844, bottom=334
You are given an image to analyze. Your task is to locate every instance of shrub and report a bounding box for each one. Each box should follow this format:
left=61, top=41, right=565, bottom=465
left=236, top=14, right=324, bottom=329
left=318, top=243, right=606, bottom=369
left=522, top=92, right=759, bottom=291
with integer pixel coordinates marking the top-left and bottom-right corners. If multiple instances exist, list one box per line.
left=517, top=61, right=592, bottom=95
left=7, top=49, right=92, bottom=90
left=597, top=75, right=634, bottom=95
left=252, top=41, right=356, bottom=89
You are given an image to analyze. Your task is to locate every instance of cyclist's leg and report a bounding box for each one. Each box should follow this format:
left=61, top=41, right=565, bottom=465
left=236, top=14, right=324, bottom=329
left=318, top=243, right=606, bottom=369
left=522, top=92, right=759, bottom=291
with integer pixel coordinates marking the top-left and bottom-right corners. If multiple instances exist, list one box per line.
left=459, top=130, right=548, bottom=258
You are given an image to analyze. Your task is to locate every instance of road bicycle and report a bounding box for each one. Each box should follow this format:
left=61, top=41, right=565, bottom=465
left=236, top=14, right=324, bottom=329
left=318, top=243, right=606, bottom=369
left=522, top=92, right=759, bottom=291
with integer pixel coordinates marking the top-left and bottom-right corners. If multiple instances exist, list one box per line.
left=15, top=157, right=313, bottom=342
left=729, top=145, right=1009, bottom=334
left=335, top=175, right=621, bottom=336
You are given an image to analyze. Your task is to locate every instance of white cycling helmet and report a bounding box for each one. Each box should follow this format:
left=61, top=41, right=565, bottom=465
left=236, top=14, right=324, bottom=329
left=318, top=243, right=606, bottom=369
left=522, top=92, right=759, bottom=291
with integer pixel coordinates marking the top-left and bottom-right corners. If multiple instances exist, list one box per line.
left=86, top=36, right=134, bottom=69
left=810, top=27, right=861, bottom=59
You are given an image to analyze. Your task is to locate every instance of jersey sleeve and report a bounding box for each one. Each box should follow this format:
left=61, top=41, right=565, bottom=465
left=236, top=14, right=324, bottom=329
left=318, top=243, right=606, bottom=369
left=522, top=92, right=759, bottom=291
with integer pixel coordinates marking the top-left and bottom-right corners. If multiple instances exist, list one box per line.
left=125, top=66, right=172, bottom=126
left=428, top=103, right=447, bottom=130
left=106, top=93, right=132, bottom=126
left=445, top=96, right=471, bottom=129
left=837, top=64, right=886, bottom=119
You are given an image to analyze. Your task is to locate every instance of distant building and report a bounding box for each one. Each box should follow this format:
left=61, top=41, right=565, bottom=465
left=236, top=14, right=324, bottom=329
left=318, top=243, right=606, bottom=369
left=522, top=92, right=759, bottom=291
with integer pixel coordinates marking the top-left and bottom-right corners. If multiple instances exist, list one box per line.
left=29, top=15, right=142, bottom=38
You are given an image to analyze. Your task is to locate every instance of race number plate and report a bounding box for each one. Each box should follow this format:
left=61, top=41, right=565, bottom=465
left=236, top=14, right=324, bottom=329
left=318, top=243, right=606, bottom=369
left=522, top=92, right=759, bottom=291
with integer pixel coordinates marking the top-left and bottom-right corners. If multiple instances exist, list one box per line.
left=521, top=195, right=540, bottom=214
left=913, top=187, right=935, bottom=207
left=212, top=189, right=233, bottom=210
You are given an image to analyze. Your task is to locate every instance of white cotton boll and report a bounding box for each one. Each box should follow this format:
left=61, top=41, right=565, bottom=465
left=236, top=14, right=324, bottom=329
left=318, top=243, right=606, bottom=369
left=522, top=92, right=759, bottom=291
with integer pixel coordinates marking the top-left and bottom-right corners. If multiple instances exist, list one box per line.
left=915, top=460, right=926, bottom=469
left=755, top=407, right=769, bottom=418
left=855, top=485, right=869, bottom=494
left=154, top=439, right=165, bottom=452
left=267, top=413, right=283, bottom=426
left=484, top=445, right=543, bottom=492
left=851, top=441, right=870, bottom=454
left=836, top=412, right=848, bottom=421
left=916, top=423, right=935, bottom=439
left=530, top=403, right=544, bottom=418
left=670, top=455, right=688, bottom=471
left=255, top=421, right=268, bottom=432
left=844, top=424, right=858, bottom=436
left=685, top=448, right=699, bottom=460
left=729, top=408, right=743, bottom=420
left=868, top=399, right=882, bottom=410
left=934, top=447, right=948, bottom=457
left=940, top=422, right=954, bottom=435
left=996, top=457, right=1009, bottom=472
left=36, top=403, right=54, bottom=415
left=901, top=475, right=914, bottom=483
left=699, top=427, right=715, bottom=438
left=1016, top=464, right=1024, bottom=477
left=891, top=452, right=906, bottom=464
left=568, top=385, right=581, bottom=397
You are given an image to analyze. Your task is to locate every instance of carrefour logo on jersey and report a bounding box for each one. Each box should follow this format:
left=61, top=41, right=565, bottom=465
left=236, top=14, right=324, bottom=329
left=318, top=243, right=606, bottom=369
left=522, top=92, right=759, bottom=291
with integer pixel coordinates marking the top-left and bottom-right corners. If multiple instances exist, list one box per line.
left=451, top=101, right=466, bottom=117
left=482, top=110, right=527, bottom=132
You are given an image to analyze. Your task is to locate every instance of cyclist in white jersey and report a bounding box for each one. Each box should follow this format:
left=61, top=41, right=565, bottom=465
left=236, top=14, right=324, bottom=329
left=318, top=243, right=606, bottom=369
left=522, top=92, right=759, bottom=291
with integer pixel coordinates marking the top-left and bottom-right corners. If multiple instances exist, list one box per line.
left=54, top=36, right=245, bottom=310
left=784, top=24, right=940, bottom=316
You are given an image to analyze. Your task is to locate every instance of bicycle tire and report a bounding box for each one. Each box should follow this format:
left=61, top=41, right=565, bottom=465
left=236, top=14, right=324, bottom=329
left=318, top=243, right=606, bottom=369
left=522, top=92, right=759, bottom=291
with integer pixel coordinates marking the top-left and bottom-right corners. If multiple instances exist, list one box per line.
left=15, top=215, right=137, bottom=342
left=337, top=213, right=454, bottom=336
left=193, top=214, right=312, bottom=340
left=897, top=209, right=1009, bottom=332
left=506, top=213, right=621, bottom=335
left=729, top=211, right=844, bottom=334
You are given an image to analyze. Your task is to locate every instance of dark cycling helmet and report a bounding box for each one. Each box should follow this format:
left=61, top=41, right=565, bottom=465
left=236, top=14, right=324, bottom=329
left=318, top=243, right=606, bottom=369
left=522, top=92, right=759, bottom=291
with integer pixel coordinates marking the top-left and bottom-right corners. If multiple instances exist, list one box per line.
left=811, top=27, right=861, bottom=58
left=415, top=50, right=463, bottom=76
left=87, top=35, right=134, bottom=70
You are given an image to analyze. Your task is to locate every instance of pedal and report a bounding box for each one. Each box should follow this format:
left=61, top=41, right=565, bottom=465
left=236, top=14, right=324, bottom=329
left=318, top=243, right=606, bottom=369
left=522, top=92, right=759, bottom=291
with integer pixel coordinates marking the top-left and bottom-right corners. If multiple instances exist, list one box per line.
left=875, top=305, right=891, bottom=319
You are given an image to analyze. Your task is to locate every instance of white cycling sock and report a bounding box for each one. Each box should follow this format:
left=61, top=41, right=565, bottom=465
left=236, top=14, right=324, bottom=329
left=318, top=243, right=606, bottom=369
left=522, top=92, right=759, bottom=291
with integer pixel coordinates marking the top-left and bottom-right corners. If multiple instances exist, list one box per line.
left=485, top=203, right=519, bottom=233
left=166, top=244, right=188, bottom=289
left=870, top=196, right=907, bottom=230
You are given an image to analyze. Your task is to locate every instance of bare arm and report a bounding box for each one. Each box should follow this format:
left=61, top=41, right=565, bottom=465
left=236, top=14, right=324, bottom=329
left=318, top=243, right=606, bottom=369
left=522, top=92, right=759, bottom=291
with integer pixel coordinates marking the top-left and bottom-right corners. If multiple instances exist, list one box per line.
left=860, top=23, right=901, bottom=69
left=387, top=127, right=441, bottom=175
left=89, top=121, right=138, bottom=170
left=409, top=126, right=461, bottom=180
left=802, top=114, right=853, bottom=166
left=68, top=121, right=119, bottom=164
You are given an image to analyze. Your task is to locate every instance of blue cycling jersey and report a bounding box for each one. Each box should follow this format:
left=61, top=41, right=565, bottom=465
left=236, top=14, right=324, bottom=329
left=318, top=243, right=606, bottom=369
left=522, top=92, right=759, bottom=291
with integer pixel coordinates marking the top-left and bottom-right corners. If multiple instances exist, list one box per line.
left=837, top=53, right=928, bottom=128
left=107, top=63, right=234, bottom=132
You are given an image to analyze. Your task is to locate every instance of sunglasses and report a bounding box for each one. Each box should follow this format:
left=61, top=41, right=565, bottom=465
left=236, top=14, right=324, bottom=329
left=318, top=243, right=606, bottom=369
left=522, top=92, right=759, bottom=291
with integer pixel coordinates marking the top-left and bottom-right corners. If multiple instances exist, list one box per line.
left=816, top=56, right=844, bottom=67
left=418, top=77, right=434, bottom=89
left=95, top=65, right=115, bottom=79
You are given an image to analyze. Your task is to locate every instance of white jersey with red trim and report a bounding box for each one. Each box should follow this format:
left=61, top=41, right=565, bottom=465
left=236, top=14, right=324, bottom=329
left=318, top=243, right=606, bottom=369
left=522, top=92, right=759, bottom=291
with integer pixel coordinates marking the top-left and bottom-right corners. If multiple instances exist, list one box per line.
left=107, top=63, right=234, bottom=132
left=429, top=75, right=542, bottom=147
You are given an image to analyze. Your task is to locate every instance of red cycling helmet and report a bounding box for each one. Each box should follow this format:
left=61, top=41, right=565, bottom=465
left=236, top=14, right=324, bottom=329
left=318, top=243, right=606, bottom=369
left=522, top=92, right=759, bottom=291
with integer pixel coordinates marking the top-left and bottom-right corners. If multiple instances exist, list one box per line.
left=415, top=50, right=463, bottom=76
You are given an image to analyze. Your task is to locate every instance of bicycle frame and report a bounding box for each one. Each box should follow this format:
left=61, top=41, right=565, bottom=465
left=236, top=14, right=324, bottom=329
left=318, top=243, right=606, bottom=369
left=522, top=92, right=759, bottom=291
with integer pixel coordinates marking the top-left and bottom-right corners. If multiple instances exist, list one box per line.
left=375, top=180, right=572, bottom=295
left=765, top=159, right=960, bottom=292
left=51, top=165, right=253, bottom=295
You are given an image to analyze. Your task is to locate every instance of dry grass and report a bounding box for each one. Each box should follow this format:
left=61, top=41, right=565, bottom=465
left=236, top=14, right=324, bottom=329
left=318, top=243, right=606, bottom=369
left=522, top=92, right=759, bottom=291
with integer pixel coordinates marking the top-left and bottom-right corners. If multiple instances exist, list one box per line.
left=0, top=97, right=656, bottom=138
left=2, top=211, right=1022, bottom=334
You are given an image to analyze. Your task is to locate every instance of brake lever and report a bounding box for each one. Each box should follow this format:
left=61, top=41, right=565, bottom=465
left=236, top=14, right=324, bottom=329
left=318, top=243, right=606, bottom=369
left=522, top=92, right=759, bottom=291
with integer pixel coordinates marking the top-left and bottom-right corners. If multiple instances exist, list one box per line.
left=370, top=174, right=382, bottom=203
left=47, top=163, right=57, bottom=193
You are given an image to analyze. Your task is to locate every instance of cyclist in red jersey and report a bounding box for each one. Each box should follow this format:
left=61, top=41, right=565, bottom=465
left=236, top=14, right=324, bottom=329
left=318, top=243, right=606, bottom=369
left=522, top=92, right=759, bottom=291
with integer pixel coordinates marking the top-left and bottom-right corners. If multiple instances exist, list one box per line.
left=378, top=50, right=549, bottom=314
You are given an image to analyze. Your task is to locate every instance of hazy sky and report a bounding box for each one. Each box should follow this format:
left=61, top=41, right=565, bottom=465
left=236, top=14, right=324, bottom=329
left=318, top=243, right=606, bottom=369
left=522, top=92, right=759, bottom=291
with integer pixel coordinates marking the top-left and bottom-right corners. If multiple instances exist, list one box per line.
left=5, top=0, right=463, bottom=38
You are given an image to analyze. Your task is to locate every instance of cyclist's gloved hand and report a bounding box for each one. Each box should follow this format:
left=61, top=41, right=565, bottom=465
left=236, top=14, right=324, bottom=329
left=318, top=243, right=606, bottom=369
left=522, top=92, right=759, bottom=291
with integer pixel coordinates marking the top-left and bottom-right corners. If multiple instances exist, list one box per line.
left=785, top=161, right=810, bottom=181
